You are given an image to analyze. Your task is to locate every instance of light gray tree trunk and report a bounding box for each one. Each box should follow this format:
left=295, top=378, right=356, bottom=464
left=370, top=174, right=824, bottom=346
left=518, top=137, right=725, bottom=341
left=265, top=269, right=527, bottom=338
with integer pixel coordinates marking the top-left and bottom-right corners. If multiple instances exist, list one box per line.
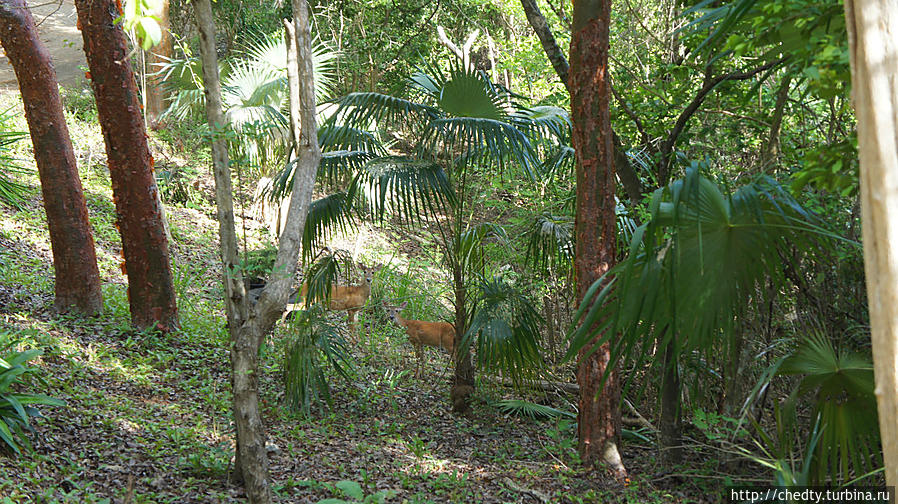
left=192, top=0, right=320, bottom=501
left=844, top=0, right=898, bottom=489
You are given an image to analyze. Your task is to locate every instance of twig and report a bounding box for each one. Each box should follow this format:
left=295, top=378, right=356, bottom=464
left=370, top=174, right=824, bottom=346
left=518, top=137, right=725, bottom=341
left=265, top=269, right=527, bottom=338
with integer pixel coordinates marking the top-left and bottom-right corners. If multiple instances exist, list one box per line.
left=501, top=477, right=551, bottom=503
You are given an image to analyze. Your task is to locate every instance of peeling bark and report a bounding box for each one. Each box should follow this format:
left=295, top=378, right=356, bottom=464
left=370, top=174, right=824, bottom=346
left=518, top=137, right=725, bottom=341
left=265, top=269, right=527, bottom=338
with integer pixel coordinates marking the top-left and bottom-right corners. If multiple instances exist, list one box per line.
left=75, top=0, right=178, bottom=332
left=0, top=0, right=102, bottom=315
left=570, top=0, right=627, bottom=478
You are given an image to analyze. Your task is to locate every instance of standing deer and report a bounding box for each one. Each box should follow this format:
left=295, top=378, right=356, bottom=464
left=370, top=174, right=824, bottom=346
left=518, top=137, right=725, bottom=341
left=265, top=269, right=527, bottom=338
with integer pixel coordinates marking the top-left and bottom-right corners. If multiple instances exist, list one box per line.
left=289, top=263, right=376, bottom=334
left=383, top=301, right=455, bottom=378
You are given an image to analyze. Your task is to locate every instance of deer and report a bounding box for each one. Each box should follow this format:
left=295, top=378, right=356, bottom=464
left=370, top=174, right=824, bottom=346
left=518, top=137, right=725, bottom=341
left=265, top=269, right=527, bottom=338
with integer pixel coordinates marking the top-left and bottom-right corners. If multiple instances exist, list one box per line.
left=287, top=263, right=376, bottom=335
left=383, top=301, right=455, bottom=378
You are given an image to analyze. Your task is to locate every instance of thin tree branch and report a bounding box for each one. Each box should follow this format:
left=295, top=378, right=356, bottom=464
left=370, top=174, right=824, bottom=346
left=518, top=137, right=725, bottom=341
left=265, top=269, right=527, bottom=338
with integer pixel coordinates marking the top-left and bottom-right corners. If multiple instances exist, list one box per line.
left=658, top=57, right=789, bottom=184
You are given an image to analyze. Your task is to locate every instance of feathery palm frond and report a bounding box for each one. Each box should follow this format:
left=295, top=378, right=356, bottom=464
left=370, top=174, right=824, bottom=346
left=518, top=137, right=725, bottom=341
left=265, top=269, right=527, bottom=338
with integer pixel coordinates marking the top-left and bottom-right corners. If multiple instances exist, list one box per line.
left=318, top=123, right=386, bottom=154
left=335, top=92, right=440, bottom=128
left=0, top=128, right=30, bottom=209
left=301, top=251, right=352, bottom=306
left=525, top=214, right=574, bottom=273
left=453, top=222, right=509, bottom=275
left=302, top=190, right=359, bottom=260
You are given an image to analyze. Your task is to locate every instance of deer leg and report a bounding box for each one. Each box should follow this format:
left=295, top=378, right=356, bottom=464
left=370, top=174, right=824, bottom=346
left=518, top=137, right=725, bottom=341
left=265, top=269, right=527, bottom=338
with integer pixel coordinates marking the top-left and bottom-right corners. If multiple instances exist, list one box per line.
left=347, top=310, right=358, bottom=342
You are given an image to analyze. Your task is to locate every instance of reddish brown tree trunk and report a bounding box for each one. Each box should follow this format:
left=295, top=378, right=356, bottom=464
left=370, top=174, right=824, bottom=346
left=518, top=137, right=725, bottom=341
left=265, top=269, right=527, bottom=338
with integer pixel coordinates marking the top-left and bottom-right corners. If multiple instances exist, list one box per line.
left=570, top=0, right=626, bottom=477
left=145, top=0, right=170, bottom=128
left=0, top=0, right=102, bottom=315
left=75, top=0, right=178, bottom=331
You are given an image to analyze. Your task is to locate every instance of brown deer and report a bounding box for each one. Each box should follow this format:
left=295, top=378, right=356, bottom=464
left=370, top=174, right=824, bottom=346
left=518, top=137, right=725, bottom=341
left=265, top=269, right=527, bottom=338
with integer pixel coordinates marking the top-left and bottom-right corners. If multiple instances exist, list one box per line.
left=383, top=301, right=455, bottom=378
left=288, top=263, right=376, bottom=334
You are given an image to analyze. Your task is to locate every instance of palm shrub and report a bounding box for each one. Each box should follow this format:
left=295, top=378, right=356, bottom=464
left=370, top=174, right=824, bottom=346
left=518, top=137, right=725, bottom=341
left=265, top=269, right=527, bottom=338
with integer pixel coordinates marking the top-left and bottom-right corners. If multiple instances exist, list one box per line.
left=323, top=63, right=574, bottom=400
left=0, top=332, right=65, bottom=455
left=568, top=165, right=831, bottom=461
left=282, top=305, right=354, bottom=416
left=744, top=332, right=880, bottom=485
left=0, top=109, right=30, bottom=209
left=161, top=32, right=337, bottom=176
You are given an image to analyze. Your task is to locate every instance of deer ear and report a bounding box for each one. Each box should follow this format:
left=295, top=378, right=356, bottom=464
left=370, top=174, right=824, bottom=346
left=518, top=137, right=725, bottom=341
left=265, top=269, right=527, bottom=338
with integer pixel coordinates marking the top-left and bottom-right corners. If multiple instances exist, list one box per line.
left=399, top=301, right=408, bottom=309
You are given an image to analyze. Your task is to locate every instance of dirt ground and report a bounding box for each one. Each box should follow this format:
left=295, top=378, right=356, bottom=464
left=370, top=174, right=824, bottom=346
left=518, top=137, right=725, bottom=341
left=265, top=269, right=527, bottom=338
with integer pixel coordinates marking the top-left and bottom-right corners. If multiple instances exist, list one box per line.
left=0, top=0, right=86, bottom=90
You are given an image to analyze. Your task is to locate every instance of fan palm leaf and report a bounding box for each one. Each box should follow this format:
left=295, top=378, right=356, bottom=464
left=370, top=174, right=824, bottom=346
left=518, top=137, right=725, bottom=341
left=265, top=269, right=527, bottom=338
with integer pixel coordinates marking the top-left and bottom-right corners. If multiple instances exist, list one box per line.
left=567, top=165, right=831, bottom=387
left=463, top=276, right=545, bottom=385
left=359, top=156, right=455, bottom=223
left=283, top=306, right=354, bottom=416
left=779, top=332, right=879, bottom=483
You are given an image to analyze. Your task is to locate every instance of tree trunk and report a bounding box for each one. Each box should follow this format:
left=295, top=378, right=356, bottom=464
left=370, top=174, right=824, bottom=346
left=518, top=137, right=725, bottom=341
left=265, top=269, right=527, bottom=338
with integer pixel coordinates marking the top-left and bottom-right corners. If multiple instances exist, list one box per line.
left=0, top=0, right=102, bottom=315
left=75, top=0, right=178, bottom=332
left=570, top=0, right=626, bottom=478
left=521, top=0, right=644, bottom=203
left=844, top=0, right=898, bottom=489
left=451, top=264, right=474, bottom=414
left=659, top=333, right=682, bottom=464
left=193, top=0, right=321, bottom=500
left=759, top=74, right=791, bottom=172
left=145, top=0, right=171, bottom=129
left=191, top=0, right=251, bottom=488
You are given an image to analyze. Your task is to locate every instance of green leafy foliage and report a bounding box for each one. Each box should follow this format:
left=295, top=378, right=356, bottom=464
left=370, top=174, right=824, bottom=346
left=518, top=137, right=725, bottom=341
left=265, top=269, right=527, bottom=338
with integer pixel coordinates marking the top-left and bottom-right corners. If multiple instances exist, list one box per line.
left=0, top=112, right=30, bottom=209
left=463, top=276, right=545, bottom=384
left=0, top=332, right=65, bottom=455
left=118, top=0, right=163, bottom=50
left=282, top=307, right=355, bottom=416
left=494, top=399, right=575, bottom=420
left=567, top=165, right=830, bottom=392
left=777, top=332, right=880, bottom=484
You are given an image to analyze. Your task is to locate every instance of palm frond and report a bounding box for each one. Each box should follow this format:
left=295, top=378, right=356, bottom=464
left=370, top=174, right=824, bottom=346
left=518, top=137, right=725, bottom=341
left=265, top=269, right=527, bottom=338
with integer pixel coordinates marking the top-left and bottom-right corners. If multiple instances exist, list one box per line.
left=464, top=277, right=545, bottom=385
left=567, top=165, right=829, bottom=387
left=302, top=190, right=359, bottom=260
left=454, top=222, right=508, bottom=275
left=359, top=156, right=455, bottom=223
left=318, top=150, right=376, bottom=187
left=318, top=123, right=386, bottom=154
left=335, top=93, right=440, bottom=128
left=426, top=117, right=538, bottom=178
left=494, top=399, right=575, bottom=420
left=283, top=306, right=354, bottom=416
left=779, top=332, right=879, bottom=483
left=436, top=68, right=506, bottom=121
left=525, top=213, right=574, bottom=273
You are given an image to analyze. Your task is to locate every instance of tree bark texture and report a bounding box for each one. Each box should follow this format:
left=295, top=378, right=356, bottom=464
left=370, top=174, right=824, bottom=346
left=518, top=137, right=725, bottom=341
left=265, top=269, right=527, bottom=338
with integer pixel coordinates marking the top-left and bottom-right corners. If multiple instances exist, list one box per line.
left=520, top=0, right=644, bottom=204
left=659, top=334, right=682, bottom=464
left=0, top=0, right=103, bottom=315
left=844, top=0, right=898, bottom=489
left=451, top=265, right=475, bottom=414
left=75, top=0, right=178, bottom=331
left=194, top=0, right=321, bottom=500
left=192, top=0, right=252, bottom=490
left=145, top=0, right=171, bottom=128
left=570, top=0, right=626, bottom=478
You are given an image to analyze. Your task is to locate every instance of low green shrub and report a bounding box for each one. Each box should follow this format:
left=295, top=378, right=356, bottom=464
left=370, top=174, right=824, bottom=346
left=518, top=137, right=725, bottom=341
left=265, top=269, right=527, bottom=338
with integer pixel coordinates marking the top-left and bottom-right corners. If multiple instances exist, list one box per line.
left=0, top=331, right=65, bottom=455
